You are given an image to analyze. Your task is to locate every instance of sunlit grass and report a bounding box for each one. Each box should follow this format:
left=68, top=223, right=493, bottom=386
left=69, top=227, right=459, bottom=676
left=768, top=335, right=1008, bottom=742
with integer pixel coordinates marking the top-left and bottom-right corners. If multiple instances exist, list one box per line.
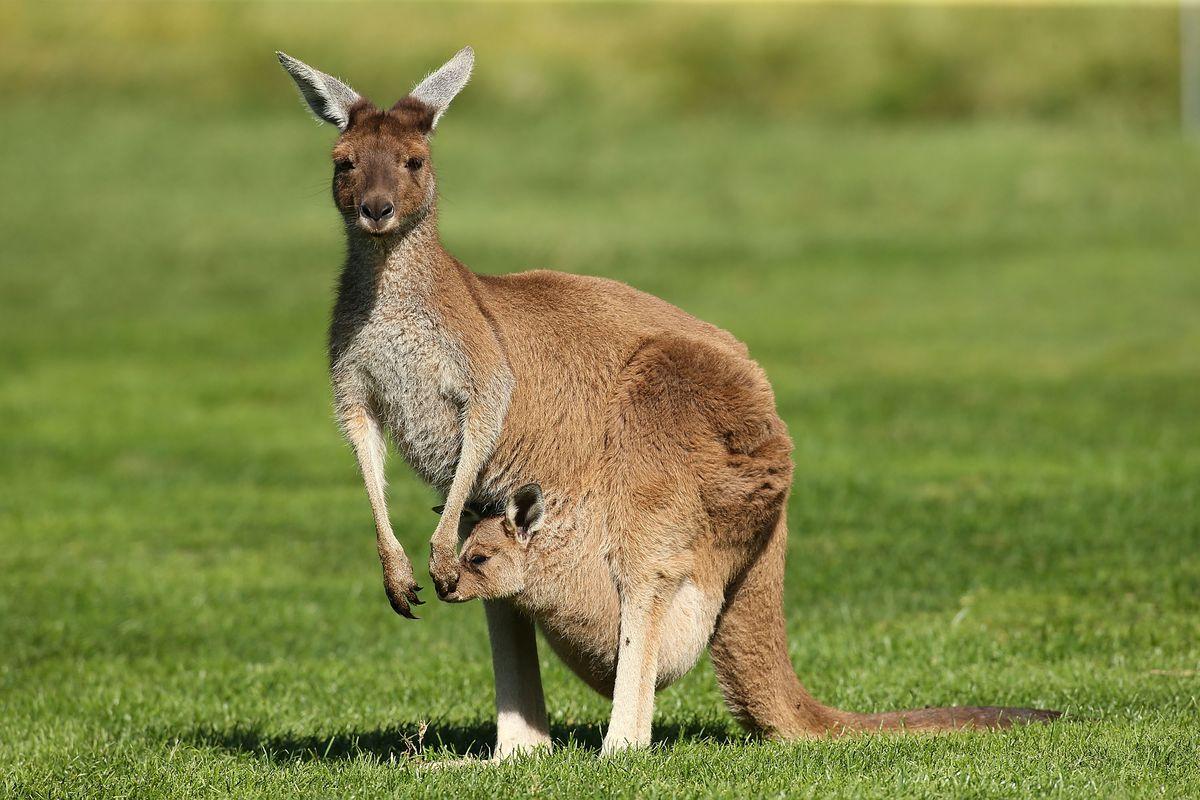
left=1, top=4, right=1197, bottom=798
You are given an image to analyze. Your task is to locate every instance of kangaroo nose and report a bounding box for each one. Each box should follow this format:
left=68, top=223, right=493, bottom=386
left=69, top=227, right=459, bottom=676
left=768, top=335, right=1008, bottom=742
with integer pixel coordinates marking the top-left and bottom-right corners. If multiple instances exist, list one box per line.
left=359, top=200, right=395, bottom=222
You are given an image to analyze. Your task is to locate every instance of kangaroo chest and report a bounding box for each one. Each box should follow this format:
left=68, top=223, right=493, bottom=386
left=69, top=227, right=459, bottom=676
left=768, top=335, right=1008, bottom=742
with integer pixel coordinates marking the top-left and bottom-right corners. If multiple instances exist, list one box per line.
left=337, top=304, right=467, bottom=493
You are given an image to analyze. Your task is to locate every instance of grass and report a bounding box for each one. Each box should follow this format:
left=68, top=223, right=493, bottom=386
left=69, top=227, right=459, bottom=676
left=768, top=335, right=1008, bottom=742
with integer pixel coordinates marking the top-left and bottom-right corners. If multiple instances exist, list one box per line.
left=1, top=3, right=1198, bottom=798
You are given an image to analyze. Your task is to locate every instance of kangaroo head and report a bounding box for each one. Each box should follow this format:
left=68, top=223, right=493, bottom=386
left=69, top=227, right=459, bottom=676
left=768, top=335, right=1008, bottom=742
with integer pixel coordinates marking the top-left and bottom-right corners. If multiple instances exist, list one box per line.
left=276, top=48, right=473, bottom=238
left=446, top=484, right=545, bottom=603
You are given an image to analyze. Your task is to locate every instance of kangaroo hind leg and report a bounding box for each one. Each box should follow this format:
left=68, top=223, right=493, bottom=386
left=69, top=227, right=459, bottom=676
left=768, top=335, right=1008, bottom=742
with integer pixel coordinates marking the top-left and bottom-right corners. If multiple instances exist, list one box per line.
left=601, top=572, right=678, bottom=754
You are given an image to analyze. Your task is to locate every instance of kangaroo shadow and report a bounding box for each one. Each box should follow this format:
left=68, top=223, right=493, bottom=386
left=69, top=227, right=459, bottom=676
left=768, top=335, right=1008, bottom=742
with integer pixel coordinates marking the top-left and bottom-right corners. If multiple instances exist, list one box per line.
left=180, top=719, right=743, bottom=763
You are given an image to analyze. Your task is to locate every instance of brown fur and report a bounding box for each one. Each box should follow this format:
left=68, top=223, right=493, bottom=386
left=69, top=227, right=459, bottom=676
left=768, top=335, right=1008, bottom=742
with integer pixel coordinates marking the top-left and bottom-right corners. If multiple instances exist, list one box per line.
left=280, top=50, right=1059, bottom=756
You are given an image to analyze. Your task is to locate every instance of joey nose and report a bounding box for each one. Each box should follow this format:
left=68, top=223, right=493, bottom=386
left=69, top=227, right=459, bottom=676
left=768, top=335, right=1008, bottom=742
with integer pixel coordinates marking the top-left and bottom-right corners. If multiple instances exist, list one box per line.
left=359, top=199, right=395, bottom=222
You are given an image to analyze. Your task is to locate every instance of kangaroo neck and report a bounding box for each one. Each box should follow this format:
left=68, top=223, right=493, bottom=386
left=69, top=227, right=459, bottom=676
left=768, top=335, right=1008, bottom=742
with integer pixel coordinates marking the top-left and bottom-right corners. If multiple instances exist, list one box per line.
left=342, top=210, right=461, bottom=307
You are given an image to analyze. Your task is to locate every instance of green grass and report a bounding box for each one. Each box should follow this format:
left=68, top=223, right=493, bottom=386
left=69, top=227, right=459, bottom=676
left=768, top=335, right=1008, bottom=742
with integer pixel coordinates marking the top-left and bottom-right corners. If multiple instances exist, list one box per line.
left=1, top=3, right=1198, bottom=798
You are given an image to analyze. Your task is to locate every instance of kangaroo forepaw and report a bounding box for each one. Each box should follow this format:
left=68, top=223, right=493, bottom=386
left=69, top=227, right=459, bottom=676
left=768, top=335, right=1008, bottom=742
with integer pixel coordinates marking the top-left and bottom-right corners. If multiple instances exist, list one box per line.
left=382, top=558, right=423, bottom=619
left=429, top=545, right=462, bottom=600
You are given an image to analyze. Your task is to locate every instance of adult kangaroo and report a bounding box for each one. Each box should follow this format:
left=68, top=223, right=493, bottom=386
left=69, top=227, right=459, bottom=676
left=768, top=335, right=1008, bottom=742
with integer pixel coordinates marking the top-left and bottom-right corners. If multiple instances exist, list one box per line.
left=278, top=48, right=1058, bottom=756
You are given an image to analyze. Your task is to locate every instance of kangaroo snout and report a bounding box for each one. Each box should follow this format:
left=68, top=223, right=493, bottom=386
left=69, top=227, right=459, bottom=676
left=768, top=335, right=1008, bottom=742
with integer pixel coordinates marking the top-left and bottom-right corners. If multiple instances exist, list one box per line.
left=358, top=195, right=396, bottom=233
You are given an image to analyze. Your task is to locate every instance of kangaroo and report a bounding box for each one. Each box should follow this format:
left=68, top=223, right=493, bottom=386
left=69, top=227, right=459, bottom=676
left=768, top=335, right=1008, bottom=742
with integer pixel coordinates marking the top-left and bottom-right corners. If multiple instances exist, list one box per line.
left=277, top=48, right=1059, bottom=756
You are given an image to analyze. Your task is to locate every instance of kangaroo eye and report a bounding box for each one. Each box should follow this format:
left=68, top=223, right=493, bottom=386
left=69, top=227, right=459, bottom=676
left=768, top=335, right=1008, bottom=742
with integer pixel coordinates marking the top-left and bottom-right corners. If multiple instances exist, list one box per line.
left=405, top=156, right=424, bottom=171
left=469, top=554, right=489, bottom=566
left=334, top=158, right=354, bottom=172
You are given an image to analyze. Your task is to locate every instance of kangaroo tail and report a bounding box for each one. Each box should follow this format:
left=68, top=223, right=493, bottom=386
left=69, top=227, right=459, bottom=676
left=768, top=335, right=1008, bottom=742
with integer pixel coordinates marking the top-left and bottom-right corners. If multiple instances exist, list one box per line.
left=836, top=705, right=1061, bottom=733
left=709, top=510, right=1059, bottom=739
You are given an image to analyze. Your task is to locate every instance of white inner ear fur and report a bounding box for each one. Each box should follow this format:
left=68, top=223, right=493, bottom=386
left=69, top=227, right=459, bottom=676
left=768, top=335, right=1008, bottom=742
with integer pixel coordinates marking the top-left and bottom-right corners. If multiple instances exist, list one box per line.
left=409, top=46, right=474, bottom=129
left=277, top=52, right=361, bottom=131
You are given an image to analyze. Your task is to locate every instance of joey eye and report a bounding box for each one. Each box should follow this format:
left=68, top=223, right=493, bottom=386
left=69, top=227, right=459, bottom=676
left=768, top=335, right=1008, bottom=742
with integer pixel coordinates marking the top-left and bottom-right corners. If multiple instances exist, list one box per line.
left=405, top=156, right=424, bottom=171
left=469, top=554, right=489, bottom=566
left=334, top=158, right=354, bottom=173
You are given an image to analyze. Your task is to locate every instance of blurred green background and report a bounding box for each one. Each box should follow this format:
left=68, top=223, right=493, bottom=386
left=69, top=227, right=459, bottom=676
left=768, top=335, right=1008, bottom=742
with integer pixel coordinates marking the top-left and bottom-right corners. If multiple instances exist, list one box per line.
left=1, top=3, right=1197, bottom=798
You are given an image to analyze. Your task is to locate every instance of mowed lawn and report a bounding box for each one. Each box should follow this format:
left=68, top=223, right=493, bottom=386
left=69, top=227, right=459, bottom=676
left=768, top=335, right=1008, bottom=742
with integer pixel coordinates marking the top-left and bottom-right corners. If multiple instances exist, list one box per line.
left=2, top=5, right=1199, bottom=798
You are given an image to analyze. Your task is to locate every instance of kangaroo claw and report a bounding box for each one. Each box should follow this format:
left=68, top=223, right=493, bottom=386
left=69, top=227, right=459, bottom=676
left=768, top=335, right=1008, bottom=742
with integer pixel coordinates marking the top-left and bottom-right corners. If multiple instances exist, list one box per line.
left=382, top=559, right=423, bottom=620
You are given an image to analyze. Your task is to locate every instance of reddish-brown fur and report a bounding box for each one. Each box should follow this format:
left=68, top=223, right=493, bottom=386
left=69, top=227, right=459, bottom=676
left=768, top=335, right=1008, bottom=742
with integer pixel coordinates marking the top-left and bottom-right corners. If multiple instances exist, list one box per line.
left=279, top=49, right=1060, bottom=756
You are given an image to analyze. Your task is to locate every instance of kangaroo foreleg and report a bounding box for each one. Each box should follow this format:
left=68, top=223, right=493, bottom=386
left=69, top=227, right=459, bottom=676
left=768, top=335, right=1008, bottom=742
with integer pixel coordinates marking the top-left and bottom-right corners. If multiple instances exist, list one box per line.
left=340, top=403, right=423, bottom=618
left=429, top=382, right=509, bottom=596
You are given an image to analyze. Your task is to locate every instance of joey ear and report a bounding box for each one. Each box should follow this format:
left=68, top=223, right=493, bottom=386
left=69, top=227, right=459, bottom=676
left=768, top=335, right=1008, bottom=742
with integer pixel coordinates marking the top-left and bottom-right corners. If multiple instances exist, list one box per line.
left=408, top=46, right=474, bottom=129
left=505, top=484, right=544, bottom=544
left=276, top=52, right=362, bottom=131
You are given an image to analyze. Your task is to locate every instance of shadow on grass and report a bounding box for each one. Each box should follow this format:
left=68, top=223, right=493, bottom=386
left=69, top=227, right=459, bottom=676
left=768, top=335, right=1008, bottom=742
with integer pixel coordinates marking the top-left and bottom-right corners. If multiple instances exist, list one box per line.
left=180, top=719, right=743, bottom=762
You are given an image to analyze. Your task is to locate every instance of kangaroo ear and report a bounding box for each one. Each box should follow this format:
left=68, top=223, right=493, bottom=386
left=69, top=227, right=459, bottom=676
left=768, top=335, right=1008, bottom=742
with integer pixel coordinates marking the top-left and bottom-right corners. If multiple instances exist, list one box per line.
left=505, top=484, right=544, bottom=544
left=409, top=46, right=474, bottom=129
left=277, top=52, right=362, bottom=131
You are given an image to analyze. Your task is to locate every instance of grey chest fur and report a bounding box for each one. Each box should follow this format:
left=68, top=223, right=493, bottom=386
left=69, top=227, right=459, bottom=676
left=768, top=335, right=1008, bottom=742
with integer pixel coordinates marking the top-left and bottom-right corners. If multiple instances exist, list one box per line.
left=334, top=303, right=468, bottom=494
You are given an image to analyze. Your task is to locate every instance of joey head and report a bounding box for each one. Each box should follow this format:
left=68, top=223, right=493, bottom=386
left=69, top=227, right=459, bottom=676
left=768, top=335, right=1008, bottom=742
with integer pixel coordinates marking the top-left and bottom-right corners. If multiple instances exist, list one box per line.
left=442, top=484, right=544, bottom=604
